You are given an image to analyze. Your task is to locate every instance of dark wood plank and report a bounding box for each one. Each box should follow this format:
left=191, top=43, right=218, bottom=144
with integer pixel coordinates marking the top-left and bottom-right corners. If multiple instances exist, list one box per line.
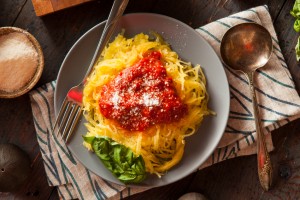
left=188, top=155, right=262, bottom=200
left=47, top=189, right=59, bottom=200
left=263, top=119, right=300, bottom=199
left=31, top=0, right=93, bottom=16
left=0, top=0, right=27, bottom=26
left=11, top=154, right=57, bottom=200
left=150, top=0, right=286, bottom=28
left=125, top=173, right=197, bottom=200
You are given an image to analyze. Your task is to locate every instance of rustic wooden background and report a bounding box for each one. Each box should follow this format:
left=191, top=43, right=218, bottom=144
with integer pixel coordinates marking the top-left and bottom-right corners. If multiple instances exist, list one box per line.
left=31, top=0, right=93, bottom=16
left=1, top=0, right=300, bottom=199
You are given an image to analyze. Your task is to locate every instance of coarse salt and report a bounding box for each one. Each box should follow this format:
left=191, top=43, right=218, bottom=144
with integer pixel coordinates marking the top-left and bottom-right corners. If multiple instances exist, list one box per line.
left=0, top=32, right=38, bottom=92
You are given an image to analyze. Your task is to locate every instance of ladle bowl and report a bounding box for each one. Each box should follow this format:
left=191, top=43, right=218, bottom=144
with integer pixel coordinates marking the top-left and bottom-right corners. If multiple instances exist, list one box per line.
left=220, top=22, right=273, bottom=191
left=220, top=23, right=273, bottom=72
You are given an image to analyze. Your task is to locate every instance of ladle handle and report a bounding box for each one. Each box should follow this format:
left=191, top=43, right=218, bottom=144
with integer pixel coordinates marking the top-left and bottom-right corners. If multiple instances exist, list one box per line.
left=247, top=72, right=273, bottom=191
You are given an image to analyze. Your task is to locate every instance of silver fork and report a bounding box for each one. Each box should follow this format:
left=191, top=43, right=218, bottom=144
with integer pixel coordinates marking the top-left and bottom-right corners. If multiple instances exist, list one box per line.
left=53, top=0, right=129, bottom=143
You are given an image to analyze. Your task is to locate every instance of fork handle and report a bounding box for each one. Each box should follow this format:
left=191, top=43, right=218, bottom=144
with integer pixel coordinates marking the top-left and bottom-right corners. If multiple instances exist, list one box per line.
left=84, top=0, right=129, bottom=79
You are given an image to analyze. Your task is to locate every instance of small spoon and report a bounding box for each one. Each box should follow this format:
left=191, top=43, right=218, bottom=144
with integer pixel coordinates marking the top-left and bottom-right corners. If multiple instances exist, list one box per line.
left=220, top=23, right=273, bottom=191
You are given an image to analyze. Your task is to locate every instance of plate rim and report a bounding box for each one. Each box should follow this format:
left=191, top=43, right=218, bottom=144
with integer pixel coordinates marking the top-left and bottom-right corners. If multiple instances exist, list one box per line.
left=54, top=12, right=230, bottom=188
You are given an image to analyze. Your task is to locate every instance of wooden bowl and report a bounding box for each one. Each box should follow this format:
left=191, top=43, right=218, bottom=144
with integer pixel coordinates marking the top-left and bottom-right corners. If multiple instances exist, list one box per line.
left=0, top=27, right=44, bottom=98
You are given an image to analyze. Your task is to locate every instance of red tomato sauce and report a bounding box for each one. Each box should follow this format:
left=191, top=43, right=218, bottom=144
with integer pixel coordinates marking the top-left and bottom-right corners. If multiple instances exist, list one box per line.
left=99, top=51, right=187, bottom=131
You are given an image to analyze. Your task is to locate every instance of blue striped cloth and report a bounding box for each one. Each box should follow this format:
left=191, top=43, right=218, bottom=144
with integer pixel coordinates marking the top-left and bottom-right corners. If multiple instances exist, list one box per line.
left=29, top=5, right=300, bottom=199
left=197, top=5, right=300, bottom=168
left=30, top=82, right=147, bottom=199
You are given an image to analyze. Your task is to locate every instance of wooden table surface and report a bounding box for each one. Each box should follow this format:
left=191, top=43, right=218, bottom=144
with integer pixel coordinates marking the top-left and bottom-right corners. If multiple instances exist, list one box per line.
left=1, top=0, right=300, bottom=199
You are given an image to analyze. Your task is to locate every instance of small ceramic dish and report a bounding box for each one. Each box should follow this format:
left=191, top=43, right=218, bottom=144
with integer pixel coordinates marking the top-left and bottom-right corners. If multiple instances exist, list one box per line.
left=0, top=27, right=44, bottom=98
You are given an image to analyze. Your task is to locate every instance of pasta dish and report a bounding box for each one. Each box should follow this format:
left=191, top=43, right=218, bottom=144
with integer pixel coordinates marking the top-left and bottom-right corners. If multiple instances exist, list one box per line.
left=82, top=32, right=211, bottom=182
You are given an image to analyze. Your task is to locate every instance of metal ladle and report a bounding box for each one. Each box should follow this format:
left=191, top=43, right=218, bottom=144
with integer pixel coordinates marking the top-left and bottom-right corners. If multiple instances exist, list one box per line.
left=220, top=23, right=273, bottom=191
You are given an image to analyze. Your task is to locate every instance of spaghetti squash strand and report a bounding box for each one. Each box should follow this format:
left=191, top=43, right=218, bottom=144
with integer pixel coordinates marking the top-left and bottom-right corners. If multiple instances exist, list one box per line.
left=83, top=33, right=211, bottom=175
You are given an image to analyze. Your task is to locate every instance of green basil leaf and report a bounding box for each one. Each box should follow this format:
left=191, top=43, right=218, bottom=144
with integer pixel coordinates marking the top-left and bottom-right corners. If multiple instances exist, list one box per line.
left=91, top=137, right=147, bottom=184
left=93, top=138, right=110, bottom=161
left=118, top=173, right=137, bottom=181
left=295, top=36, right=300, bottom=61
left=134, top=174, right=146, bottom=183
left=82, top=136, right=95, bottom=144
left=113, top=146, right=122, bottom=164
left=132, top=156, right=145, bottom=174
left=291, top=0, right=300, bottom=60
left=102, top=160, right=113, bottom=171
left=125, top=150, right=134, bottom=165
left=291, top=0, right=300, bottom=18
left=295, top=19, right=300, bottom=32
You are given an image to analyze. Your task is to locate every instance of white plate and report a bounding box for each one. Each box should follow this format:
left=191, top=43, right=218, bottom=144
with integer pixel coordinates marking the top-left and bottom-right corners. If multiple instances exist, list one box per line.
left=54, top=13, right=229, bottom=187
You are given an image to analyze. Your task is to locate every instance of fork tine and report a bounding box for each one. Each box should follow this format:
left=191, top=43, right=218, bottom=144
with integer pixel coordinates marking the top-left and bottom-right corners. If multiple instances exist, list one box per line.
left=53, top=98, right=68, bottom=131
left=61, top=104, right=80, bottom=139
left=57, top=102, right=72, bottom=137
left=65, top=105, right=82, bottom=143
